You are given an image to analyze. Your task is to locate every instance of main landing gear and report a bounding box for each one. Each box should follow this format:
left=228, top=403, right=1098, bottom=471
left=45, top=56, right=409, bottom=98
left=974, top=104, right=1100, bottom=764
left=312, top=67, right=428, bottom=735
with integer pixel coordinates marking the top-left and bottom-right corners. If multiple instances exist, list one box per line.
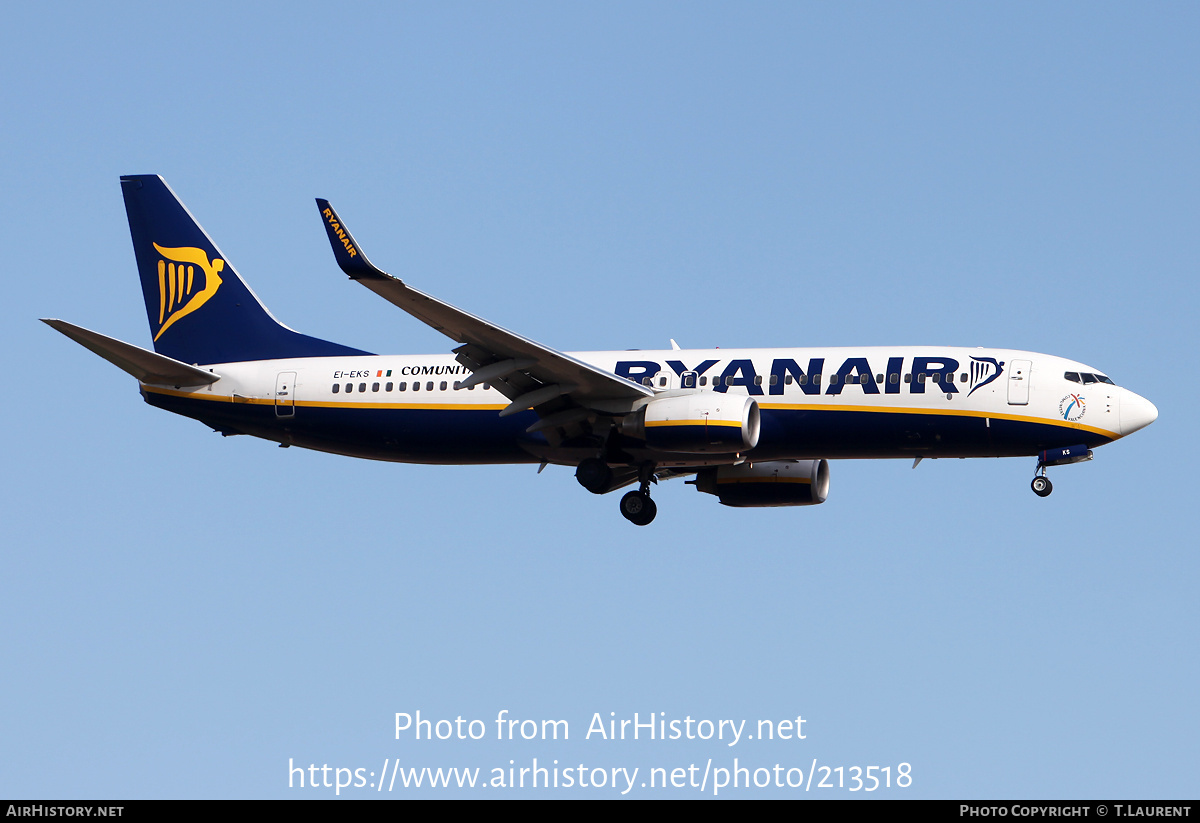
left=577, top=458, right=658, bottom=525
left=1031, top=467, right=1053, bottom=497
left=620, top=489, right=657, bottom=526
left=619, top=463, right=658, bottom=526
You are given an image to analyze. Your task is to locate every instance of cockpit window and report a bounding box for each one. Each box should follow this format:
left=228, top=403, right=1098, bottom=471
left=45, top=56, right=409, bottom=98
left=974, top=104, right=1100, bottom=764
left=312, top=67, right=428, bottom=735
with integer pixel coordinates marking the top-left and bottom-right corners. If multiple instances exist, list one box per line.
left=1067, top=371, right=1117, bottom=386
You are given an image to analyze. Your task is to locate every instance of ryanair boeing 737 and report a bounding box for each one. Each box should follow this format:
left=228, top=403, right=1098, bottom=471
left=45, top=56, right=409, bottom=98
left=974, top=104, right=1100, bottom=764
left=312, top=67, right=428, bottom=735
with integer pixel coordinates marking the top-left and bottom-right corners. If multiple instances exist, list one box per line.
left=44, top=175, right=1158, bottom=525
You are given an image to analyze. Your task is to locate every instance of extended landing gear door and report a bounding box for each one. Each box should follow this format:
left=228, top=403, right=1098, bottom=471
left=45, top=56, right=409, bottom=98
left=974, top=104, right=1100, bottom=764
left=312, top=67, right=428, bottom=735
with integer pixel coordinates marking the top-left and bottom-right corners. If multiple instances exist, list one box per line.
left=1008, top=359, right=1031, bottom=405
left=275, top=371, right=297, bottom=418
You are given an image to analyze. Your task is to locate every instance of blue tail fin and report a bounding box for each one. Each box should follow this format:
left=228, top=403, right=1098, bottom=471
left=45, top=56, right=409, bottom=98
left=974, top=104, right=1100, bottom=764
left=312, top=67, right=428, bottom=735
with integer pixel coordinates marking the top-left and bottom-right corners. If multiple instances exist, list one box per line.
left=121, top=175, right=370, bottom=364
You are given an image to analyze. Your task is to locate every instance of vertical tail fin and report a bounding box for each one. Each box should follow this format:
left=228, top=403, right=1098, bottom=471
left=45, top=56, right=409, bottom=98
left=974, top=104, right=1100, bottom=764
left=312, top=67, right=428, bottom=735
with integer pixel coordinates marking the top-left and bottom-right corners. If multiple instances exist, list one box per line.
left=121, top=175, right=369, bottom=364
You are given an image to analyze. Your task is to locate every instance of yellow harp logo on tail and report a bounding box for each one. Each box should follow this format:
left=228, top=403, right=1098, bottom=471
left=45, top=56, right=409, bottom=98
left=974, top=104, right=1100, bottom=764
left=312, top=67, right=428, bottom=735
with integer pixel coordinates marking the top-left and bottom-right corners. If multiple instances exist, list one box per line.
left=152, top=243, right=224, bottom=341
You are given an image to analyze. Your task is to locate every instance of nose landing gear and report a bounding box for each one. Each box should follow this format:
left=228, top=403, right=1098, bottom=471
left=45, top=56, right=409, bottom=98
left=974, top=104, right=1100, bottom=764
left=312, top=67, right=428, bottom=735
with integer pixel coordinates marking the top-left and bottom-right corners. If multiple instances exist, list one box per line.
left=1031, top=444, right=1093, bottom=497
left=1031, top=473, right=1053, bottom=497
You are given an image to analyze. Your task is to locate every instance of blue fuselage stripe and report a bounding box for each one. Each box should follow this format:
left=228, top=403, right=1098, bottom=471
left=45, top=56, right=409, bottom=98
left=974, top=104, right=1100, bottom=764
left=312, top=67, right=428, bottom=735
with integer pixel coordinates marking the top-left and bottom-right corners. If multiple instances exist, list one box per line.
left=144, top=391, right=1114, bottom=463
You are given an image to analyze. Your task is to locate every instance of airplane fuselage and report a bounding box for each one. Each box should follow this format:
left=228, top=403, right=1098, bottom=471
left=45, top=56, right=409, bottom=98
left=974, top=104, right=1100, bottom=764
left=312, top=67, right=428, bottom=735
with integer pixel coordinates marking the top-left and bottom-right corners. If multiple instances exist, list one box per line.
left=140, top=345, right=1153, bottom=467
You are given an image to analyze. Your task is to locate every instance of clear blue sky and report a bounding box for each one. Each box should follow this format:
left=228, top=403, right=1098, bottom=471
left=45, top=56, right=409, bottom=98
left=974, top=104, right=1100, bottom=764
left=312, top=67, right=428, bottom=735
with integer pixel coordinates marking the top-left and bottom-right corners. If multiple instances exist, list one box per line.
left=2, top=2, right=1195, bottom=798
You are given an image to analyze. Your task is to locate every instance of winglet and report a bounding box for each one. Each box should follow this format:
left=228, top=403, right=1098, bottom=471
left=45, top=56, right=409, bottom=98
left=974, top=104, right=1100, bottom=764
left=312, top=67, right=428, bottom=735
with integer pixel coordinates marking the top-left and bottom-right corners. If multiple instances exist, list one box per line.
left=315, top=199, right=394, bottom=282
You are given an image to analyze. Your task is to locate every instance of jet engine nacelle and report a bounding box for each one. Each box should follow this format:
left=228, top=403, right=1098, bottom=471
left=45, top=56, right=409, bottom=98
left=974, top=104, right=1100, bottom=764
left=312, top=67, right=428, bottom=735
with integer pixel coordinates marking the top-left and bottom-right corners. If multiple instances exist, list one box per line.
left=622, top=392, right=760, bottom=453
left=694, top=459, right=830, bottom=507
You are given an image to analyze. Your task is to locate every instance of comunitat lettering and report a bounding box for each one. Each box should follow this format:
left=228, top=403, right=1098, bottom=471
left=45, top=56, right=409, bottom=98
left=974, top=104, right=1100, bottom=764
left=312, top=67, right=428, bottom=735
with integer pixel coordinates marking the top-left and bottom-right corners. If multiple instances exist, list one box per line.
left=48, top=175, right=1158, bottom=527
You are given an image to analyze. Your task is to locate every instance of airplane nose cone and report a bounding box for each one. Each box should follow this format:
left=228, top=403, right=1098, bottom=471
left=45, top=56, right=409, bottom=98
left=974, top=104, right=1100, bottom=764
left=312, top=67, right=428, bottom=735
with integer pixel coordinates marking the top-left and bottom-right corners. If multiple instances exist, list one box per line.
left=1120, top=391, right=1158, bottom=436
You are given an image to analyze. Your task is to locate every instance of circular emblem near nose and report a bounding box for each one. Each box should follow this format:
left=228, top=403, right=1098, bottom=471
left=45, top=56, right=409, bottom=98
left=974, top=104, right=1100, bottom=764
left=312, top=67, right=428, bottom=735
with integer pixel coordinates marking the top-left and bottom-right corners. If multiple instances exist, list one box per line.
left=1059, top=393, right=1086, bottom=422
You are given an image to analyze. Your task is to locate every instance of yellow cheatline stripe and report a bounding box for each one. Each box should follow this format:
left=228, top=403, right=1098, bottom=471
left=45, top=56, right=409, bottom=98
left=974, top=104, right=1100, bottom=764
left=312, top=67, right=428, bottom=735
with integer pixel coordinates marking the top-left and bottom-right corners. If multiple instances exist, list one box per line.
left=645, top=419, right=743, bottom=428
left=717, top=476, right=812, bottom=485
left=300, top=399, right=509, bottom=411
left=141, top=386, right=507, bottom=411
left=758, top=402, right=1116, bottom=438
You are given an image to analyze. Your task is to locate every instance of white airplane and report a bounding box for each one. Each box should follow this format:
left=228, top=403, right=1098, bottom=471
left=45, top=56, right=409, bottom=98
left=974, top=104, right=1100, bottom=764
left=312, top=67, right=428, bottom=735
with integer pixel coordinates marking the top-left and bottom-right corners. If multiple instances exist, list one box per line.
left=45, top=175, right=1158, bottom=525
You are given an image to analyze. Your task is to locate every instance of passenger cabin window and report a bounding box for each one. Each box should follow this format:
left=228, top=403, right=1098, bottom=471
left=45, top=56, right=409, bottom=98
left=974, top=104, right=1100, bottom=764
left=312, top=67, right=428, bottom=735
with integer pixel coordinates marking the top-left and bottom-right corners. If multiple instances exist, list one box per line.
left=332, top=384, right=340, bottom=393
left=440, top=381, right=448, bottom=390
left=398, top=382, right=407, bottom=391
left=427, top=382, right=435, bottom=391
left=372, top=382, right=380, bottom=392
left=386, top=382, right=393, bottom=391
left=699, top=376, right=708, bottom=386
left=345, top=383, right=353, bottom=393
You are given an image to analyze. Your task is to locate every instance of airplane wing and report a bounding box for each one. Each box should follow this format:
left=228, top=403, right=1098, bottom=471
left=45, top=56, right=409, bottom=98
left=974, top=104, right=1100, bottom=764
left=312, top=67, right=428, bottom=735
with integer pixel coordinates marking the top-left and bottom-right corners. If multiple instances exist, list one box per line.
left=315, top=200, right=653, bottom=435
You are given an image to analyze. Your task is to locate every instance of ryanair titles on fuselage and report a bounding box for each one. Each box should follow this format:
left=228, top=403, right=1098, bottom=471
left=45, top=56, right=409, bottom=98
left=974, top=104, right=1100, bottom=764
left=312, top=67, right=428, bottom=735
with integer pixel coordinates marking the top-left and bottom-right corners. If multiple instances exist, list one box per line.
left=611, top=354, right=1005, bottom=396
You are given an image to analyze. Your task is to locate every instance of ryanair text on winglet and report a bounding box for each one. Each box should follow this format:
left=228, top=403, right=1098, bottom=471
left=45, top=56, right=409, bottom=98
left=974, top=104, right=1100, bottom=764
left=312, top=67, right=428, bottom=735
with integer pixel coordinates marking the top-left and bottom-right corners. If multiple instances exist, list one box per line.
left=323, top=208, right=358, bottom=258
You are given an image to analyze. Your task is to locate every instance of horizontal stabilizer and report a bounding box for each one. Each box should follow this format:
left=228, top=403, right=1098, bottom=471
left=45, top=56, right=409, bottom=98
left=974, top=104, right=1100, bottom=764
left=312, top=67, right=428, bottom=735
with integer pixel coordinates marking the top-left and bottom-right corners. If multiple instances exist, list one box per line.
left=42, top=319, right=220, bottom=386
